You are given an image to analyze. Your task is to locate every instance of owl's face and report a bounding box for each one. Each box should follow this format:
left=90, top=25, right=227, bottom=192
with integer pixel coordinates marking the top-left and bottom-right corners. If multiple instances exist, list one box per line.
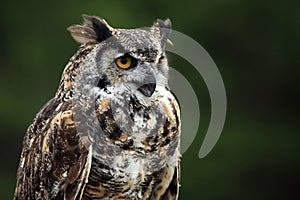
left=68, top=15, right=172, bottom=102
left=94, top=29, right=169, bottom=100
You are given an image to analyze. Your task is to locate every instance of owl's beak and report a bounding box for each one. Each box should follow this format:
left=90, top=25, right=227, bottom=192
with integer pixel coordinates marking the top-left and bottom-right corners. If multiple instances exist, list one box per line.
left=138, top=83, right=156, bottom=97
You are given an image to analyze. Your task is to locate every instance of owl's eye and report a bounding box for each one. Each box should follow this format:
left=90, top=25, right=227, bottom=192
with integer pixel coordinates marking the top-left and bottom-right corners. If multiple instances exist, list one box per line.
left=115, top=55, right=137, bottom=69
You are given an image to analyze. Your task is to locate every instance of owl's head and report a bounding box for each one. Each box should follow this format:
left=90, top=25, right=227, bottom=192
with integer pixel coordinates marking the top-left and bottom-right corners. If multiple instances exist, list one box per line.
left=68, top=15, right=172, bottom=99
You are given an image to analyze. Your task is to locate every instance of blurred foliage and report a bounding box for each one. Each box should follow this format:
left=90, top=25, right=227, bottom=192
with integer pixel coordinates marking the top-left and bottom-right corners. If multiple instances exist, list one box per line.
left=0, top=0, right=299, bottom=199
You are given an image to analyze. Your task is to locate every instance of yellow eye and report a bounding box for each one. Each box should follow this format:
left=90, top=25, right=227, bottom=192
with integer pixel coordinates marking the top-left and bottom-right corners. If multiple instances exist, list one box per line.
left=115, top=56, right=132, bottom=69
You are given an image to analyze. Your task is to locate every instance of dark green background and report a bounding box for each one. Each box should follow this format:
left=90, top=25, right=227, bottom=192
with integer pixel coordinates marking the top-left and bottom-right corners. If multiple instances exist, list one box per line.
left=0, top=0, right=299, bottom=199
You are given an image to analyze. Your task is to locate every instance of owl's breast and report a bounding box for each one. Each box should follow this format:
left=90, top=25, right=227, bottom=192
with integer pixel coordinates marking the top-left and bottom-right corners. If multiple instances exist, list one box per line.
left=82, top=86, right=180, bottom=198
left=94, top=86, right=180, bottom=154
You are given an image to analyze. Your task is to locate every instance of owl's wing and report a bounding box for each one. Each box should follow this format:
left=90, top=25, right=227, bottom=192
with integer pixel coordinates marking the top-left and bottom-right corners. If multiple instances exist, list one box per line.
left=161, top=164, right=180, bottom=200
left=14, top=98, right=92, bottom=200
left=150, top=164, right=180, bottom=200
left=160, top=92, right=181, bottom=200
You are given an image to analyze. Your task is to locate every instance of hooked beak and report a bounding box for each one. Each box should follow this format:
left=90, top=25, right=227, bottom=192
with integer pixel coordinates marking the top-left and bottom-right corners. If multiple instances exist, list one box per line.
left=138, top=83, right=156, bottom=97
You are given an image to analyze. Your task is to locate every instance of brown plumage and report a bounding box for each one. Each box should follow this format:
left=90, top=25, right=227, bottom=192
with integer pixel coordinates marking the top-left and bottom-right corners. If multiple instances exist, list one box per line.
left=14, top=15, right=181, bottom=200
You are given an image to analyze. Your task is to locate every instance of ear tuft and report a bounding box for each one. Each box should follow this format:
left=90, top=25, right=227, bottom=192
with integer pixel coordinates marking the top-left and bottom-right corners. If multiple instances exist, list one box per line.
left=152, top=18, right=172, bottom=48
left=67, top=14, right=115, bottom=44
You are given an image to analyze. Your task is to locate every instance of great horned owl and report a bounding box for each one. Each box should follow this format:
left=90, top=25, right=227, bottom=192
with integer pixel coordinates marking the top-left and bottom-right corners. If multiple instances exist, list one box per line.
left=14, top=15, right=181, bottom=200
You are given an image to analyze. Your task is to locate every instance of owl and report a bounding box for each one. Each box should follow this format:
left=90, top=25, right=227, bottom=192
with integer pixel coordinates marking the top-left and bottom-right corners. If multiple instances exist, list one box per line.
left=14, top=15, right=181, bottom=200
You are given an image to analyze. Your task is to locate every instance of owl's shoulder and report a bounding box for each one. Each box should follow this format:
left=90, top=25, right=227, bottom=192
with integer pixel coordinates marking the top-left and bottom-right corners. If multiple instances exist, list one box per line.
left=15, top=98, right=91, bottom=199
